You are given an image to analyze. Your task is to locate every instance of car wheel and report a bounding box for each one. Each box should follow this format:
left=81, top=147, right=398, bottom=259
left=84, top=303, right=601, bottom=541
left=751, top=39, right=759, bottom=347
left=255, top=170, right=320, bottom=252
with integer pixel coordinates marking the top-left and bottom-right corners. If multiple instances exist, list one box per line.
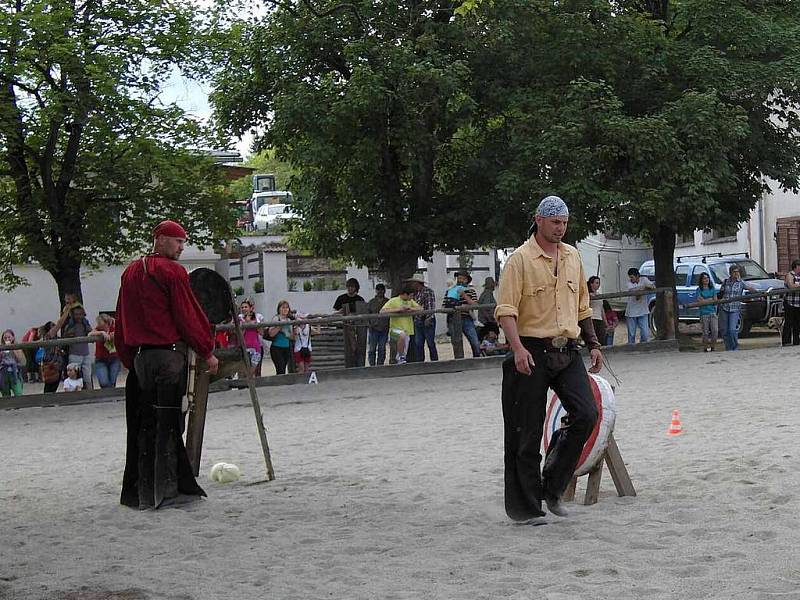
left=738, top=318, right=753, bottom=337
left=648, top=303, right=658, bottom=337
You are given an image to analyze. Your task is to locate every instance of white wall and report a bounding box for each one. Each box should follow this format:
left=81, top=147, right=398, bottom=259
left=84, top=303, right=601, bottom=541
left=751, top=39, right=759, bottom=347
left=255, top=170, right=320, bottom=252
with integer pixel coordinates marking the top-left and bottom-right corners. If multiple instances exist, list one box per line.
left=0, top=245, right=220, bottom=334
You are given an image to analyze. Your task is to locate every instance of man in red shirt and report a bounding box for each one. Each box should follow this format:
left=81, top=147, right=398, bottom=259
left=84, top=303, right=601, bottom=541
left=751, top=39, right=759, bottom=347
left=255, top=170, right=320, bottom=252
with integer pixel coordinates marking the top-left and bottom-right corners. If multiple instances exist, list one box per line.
left=117, top=220, right=219, bottom=510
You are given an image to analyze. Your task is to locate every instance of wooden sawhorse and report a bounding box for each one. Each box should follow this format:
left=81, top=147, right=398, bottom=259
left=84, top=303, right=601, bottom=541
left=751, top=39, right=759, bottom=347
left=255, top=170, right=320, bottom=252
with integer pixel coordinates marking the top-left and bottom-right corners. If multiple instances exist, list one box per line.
left=563, top=433, right=636, bottom=505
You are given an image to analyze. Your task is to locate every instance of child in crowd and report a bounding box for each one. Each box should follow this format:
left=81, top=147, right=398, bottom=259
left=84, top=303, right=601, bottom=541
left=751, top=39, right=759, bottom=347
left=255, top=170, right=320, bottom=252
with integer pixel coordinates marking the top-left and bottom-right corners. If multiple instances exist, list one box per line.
left=0, top=329, right=26, bottom=397
left=292, top=312, right=319, bottom=374
left=479, top=330, right=509, bottom=356
left=380, top=284, right=421, bottom=364
left=604, top=301, right=619, bottom=347
left=63, top=362, right=84, bottom=392
left=242, top=311, right=262, bottom=377
left=445, top=282, right=466, bottom=301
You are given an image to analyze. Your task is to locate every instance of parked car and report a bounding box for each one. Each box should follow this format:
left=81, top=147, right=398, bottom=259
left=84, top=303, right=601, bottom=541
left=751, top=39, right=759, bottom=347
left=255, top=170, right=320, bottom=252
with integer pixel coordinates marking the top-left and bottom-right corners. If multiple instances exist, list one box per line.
left=639, top=253, right=785, bottom=337
left=253, top=203, right=299, bottom=231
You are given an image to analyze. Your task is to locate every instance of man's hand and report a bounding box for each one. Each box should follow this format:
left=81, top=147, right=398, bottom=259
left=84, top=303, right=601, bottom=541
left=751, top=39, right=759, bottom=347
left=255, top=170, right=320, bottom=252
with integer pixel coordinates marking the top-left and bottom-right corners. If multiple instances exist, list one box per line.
left=513, top=345, right=535, bottom=375
left=206, top=354, right=220, bottom=375
left=588, top=348, right=604, bottom=374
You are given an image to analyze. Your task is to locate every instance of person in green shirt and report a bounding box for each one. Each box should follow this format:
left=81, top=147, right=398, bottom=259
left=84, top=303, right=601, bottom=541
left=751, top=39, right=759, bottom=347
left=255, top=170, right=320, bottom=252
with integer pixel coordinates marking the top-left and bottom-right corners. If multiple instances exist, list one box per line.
left=380, top=284, right=421, bottom=364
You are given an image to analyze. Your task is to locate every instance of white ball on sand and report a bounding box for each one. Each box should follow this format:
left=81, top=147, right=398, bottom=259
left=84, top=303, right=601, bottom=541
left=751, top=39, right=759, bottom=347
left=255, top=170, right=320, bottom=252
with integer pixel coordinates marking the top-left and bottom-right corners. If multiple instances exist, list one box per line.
left=209, top=462, right=241, bottom=483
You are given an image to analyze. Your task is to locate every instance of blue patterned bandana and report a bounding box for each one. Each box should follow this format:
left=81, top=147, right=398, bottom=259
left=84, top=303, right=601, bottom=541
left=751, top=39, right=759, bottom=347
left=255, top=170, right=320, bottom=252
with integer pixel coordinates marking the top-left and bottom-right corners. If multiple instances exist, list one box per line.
left=535, top=195, right=569, bottom=217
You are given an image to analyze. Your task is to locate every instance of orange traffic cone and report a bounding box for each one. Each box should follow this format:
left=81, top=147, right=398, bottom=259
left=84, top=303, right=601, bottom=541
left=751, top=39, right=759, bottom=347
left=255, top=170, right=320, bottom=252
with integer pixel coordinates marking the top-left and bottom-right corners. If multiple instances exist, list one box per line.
left=667, top=409, right=683, bottom=436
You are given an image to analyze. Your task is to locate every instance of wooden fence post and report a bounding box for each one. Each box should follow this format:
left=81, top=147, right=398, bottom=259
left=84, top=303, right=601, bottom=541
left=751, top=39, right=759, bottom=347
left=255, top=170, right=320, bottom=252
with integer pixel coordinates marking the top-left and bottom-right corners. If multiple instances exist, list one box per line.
left=450, top=310, right=464, bottom=359
left=662, top=288, right=678, bottom=340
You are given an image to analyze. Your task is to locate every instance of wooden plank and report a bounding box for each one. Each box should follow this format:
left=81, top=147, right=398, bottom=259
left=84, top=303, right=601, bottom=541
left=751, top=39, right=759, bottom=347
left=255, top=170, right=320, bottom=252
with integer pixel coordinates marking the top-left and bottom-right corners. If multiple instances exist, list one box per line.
left=563, top=477, right=577, bottom=502
left=450, top=311, right=465, bottom=359
left=185, top=366, right=210, bottom=477
left=583, top=462, right=602, bottom=506
left=229, top=295, right=275, bottom=481
left=604, top=434, right=637, bottom=497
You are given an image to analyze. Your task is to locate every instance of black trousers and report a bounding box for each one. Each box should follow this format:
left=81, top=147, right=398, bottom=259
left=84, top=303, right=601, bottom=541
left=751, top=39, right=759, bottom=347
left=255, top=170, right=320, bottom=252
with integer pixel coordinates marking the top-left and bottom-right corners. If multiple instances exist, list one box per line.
left=120, top=348, right=205, bottom=509
left=270, top=345, right=292, bottom=374
left=501, top=339, right=598, bottom=521
left=782, top=304, right=800, bottom=346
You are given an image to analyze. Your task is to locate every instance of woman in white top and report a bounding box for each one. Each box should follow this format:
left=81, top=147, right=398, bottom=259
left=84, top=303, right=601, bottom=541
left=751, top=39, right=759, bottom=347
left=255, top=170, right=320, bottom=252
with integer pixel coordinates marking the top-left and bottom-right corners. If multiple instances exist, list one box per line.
left=292, top=312, right=320, bottom=374
left=587, top=276, right=607, bottom=346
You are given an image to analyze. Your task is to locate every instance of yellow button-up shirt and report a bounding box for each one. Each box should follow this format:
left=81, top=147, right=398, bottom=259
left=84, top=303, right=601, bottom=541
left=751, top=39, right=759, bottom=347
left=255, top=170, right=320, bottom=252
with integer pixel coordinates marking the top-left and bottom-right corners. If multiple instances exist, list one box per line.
left=494, top=237, right=592, bottom=339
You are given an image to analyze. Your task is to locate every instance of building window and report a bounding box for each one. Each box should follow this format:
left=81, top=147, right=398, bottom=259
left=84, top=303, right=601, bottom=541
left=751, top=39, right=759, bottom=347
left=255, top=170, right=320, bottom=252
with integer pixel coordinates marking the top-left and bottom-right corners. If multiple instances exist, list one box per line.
left=702, top=224, right=739, bottom=244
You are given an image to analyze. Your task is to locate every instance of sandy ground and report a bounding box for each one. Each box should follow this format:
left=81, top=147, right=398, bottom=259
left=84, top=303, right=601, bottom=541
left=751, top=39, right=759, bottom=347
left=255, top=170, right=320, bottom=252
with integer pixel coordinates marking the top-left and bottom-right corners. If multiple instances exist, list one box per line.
left=2, top=345, right=800, bottom=600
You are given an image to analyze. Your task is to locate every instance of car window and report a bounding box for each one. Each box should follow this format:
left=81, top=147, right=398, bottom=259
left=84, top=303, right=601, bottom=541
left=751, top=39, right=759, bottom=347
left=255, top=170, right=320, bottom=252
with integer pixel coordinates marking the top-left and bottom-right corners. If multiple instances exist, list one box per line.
left=675, top=264, right=690, bottom=286
left=268, top=204, right=286, bottom=215
left=640, top=266, right=655, bottom=279
left=690, top=266, right=710, bottom=287
left=709, top=260, right=769, bottom=282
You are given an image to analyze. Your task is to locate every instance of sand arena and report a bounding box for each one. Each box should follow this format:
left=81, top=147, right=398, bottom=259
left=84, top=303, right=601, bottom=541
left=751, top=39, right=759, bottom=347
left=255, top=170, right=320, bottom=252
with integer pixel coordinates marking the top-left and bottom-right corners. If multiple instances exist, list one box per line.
left=1, top=346, right=799, bottom=600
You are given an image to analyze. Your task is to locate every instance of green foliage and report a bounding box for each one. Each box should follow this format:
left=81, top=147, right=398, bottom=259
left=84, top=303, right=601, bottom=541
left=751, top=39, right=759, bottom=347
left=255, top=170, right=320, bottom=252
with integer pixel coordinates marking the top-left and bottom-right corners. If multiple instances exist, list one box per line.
left=470, top=0, right=800, bottom=248
left=253, top=279, right=264, bottom=293
left=211, top=1, right=492, bottom=287
left=212, top=0, right=800, bottom=299
left=313, top=277, right=326, bottom=291
left=329, top=279, right=341, bottom=291
left=303, top=279, right=313, bottom=292
left=287, top=278, right=298, bottom=292
left=0, top=0, right=236, bottom=297
left=233, top=286, right=245, bottom=296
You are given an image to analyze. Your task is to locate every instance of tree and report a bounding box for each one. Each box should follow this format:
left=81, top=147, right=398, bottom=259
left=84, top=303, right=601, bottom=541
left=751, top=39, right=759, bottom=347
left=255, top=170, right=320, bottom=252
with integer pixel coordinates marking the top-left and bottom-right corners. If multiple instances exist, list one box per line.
left=466, top=0, right=800, bottom=337
left=0, top=0, right=236, bottom=305
left=212, top=1, right=502, bottom=291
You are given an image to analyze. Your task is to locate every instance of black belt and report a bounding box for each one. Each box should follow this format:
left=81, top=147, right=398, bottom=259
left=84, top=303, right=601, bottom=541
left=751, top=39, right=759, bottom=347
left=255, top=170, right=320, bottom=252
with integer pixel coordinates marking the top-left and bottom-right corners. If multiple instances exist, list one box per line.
left=137, top=343, right=184, bottom=352
left=523, top=336, right=579, bottom=353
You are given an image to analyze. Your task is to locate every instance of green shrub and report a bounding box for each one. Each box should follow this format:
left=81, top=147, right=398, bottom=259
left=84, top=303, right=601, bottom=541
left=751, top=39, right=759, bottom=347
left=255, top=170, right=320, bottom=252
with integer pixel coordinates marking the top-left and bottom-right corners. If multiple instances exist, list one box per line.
left=314, top=277, right=326, bottom=291
left=233, top=286, right=245, bottom=296
left=288, top=279, right=298, bottom=292
left=303, top=280, right=313, bottom=292
left=253, top=280, right=264, bottom=293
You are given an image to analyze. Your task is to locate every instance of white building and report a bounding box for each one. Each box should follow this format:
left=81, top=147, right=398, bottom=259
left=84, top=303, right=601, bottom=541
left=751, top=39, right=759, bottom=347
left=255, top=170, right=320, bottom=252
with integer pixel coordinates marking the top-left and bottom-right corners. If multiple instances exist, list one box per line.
left=672, top=185, right=800, bottom=273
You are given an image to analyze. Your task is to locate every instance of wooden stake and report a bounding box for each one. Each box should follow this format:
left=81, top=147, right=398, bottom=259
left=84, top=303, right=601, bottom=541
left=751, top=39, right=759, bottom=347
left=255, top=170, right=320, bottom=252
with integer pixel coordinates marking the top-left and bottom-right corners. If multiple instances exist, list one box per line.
left=563, top=476, right=577, bottom=502
left=185, top=350, right=210, bottom=477
left=583, top=462, right=603, bottom=506
left=229, top=294, right=275, bottom=481
left=562, top=433, right=636, bottom=506
left=604, top=433, right=636, bottom=497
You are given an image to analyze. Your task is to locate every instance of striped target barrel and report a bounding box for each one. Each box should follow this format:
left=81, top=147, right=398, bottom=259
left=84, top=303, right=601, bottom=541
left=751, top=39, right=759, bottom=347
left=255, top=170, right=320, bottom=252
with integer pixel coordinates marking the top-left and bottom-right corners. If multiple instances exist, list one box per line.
left=542, top=374, right=617, bottom=477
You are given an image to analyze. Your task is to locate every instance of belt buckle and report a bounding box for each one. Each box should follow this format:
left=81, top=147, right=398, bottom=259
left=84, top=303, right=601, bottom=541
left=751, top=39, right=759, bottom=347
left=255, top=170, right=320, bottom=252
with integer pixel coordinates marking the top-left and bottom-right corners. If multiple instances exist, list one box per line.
left=552, top=336, right=569, bottom=349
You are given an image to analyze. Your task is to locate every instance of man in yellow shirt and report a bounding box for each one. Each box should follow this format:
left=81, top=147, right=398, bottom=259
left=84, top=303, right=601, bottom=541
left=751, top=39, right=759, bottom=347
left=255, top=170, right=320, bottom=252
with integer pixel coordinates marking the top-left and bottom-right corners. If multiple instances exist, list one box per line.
left=380, top=284, right=421, bottom=364
left=495, top=195, right=604, bottom=520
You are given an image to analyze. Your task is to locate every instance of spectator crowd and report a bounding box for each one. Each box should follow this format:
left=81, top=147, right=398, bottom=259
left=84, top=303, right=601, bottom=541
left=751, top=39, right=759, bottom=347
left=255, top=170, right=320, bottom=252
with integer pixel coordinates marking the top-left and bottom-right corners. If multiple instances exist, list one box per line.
left=5, top=261, right=793, bottom=398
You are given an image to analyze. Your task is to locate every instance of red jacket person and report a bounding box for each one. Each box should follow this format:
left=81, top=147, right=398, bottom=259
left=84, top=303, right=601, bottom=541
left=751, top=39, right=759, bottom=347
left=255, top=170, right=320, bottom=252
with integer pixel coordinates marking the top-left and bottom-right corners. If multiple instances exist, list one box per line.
left=116, top=220, right=220, bottom=510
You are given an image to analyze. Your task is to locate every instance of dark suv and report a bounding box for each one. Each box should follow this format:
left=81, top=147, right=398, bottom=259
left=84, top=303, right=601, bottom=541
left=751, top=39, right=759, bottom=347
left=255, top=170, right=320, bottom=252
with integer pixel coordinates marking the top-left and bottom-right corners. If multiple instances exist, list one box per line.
left=639, top=253, right=785, bottom=336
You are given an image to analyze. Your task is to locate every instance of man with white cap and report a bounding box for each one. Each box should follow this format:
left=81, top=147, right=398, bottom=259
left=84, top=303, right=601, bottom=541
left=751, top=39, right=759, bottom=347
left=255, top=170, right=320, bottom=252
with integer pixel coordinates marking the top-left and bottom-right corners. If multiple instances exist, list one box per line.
left=116, top=220, right=219, bottom=510
left=495, top=196, right=603, bottom=520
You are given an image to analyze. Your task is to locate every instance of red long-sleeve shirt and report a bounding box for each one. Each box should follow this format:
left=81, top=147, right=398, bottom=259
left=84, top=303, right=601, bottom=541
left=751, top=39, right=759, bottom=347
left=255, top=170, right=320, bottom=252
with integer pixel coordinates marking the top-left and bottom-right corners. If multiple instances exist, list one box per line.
left=115, top=255, right=214, bottom=368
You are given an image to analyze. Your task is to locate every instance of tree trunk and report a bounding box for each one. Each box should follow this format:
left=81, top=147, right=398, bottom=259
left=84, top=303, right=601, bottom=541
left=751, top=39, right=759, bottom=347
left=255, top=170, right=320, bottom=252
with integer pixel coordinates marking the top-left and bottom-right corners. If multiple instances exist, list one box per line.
left=386, top=256, right=419, bottom=296
left=650, top=223, right=678, bottom=340
left=51, top=262, right=83, bottom=308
